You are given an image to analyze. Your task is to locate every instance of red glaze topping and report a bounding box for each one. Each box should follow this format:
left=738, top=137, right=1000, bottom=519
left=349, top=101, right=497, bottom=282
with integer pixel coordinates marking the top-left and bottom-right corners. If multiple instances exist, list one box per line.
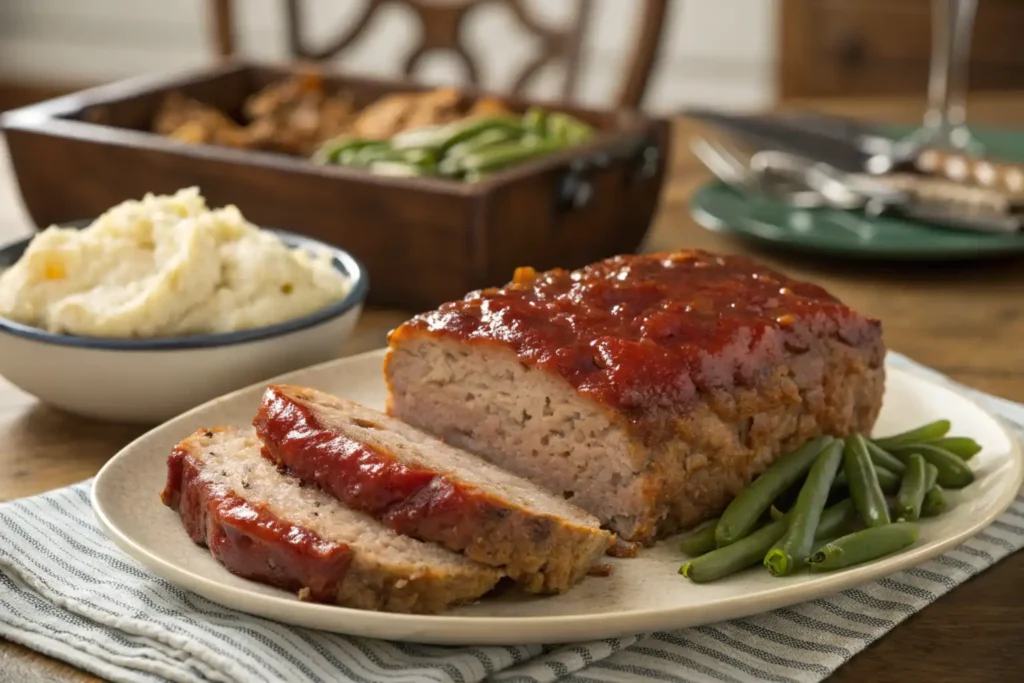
left=254, top=387, right=518, bottom=552
left=161, top=440, right=353, bottom=603
left=392, top=250, right=881, bottom=416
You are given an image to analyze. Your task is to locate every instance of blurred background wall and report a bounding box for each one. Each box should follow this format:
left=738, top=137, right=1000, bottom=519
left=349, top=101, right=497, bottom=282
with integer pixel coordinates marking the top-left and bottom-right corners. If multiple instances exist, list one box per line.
left=0, top=0, right=776, bottom=112
left=4, top=0, right=1024, bottom=113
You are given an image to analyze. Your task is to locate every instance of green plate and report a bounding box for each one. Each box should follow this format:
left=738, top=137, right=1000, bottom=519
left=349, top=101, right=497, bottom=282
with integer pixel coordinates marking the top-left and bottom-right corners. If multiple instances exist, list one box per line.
left=689, top=124, right=1024, bottom=260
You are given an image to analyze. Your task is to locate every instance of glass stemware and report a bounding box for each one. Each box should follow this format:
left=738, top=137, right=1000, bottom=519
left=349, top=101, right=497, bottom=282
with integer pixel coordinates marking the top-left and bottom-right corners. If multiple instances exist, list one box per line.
left=867, top=0, right=981, bottom=174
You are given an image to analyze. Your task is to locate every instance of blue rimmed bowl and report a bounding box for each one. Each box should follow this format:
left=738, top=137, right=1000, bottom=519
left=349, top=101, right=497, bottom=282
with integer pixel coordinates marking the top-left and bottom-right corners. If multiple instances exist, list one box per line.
left=0, top=227, right=369, bottom=423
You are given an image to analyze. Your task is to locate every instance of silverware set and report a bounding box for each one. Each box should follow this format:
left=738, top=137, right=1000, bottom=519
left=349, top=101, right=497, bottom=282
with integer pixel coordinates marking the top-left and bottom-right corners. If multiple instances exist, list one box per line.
left=689, top=134, right=1024, bottom=235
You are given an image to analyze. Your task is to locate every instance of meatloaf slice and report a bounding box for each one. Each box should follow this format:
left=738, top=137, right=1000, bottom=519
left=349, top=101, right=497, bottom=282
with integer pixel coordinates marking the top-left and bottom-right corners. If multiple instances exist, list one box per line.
left=160, top=426, right=501, bottom=613
left=384, top=249, right=886, bottom=544
left=253, top=386, right=613, bottom=593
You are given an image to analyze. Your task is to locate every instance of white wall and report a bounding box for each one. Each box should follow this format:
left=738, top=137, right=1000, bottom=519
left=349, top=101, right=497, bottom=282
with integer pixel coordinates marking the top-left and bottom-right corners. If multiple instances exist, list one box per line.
left=0, top=0, right=777, bottom=112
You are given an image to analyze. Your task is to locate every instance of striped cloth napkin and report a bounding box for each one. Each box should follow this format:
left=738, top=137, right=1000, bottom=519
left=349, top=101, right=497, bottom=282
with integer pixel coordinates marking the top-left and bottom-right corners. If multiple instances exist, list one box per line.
left=0, top=352, right=1021, bottom=683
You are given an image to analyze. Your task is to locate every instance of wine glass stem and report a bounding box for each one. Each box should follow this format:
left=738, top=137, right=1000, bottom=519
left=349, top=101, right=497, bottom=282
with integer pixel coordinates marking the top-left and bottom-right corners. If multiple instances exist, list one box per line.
left=926, top=0, right=978, bottom=137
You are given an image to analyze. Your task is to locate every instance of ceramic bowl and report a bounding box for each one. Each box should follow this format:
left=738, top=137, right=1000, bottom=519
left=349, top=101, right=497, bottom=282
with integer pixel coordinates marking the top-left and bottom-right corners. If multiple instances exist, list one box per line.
left=0, top=227, right=369, bottom=423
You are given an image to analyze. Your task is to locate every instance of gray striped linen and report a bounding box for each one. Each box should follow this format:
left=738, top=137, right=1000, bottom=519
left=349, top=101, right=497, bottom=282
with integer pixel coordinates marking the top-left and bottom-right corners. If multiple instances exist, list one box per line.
left=0, top=352, right=1021, bottom=683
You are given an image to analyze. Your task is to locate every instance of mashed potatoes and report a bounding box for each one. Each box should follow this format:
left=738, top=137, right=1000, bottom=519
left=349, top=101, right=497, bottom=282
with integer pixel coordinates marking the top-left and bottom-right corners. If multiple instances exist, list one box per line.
left=0, top=188, right=353, bottom=338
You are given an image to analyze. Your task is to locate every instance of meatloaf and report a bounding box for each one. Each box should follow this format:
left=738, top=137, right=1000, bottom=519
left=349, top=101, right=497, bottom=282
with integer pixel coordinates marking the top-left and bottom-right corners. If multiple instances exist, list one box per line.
left=160, top=426, right=501, bottom=613
left=254, top=385, right=613, bottom=593
left=384, top=249, right=886, bottom=544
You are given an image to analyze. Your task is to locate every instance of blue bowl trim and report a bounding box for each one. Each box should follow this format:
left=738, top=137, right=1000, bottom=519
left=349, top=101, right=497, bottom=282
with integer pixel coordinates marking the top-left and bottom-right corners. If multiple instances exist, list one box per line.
left=0, top=224, right=370, bottom=351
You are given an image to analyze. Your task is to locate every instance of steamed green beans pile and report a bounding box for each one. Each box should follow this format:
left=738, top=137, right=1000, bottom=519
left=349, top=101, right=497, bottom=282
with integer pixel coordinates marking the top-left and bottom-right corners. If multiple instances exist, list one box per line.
left=312, top=107, right=594, bottom=181
left=679, top=419, right=979, bottom=583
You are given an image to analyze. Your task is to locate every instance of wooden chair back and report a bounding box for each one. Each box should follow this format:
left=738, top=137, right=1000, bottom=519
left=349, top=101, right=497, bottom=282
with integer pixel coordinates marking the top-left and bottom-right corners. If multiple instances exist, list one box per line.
left=208, top=0, right=670, bottom=108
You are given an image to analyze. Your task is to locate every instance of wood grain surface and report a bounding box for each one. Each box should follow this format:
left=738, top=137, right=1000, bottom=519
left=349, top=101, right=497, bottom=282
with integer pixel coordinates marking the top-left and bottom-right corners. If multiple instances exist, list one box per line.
left=1, top=94, right=1023, bottom=682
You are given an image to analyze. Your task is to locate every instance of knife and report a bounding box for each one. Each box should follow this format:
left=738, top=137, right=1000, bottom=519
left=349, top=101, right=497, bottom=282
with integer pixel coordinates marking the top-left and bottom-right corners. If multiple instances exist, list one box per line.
left=683, top=108, right=879, bottom=174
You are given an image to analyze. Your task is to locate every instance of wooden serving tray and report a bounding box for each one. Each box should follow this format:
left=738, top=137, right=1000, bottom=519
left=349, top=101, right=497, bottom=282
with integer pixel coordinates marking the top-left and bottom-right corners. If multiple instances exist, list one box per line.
left=0, top=62, right=670, bottom=309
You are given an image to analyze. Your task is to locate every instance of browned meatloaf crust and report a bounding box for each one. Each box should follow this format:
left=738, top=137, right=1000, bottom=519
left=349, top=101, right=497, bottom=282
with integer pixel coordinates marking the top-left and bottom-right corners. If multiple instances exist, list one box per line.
left=253, top=385, right=613, bottom=594
left=160, top=426, right=501, bottom=613
left=384, top=249, right=886, bottom=544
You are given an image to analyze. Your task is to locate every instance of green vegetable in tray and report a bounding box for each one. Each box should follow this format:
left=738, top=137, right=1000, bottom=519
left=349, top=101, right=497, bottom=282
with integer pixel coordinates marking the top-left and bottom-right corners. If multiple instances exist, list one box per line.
left=681, top=499, right=854, bottom=583
left=809, top=522, right=920, bottom=572
left=311, top=105, right=596, bottom=181
left=522, top=106, right=547, bottom=136
left=399, top=147, right=440, bottom=167
left=545, top=111, right=594, bottom=145
left=458, top=139, right=574, bottom=175
left=715, top=436, right=833, bottom=548
left=872, top=420, right=951, bottom=450
left=399, top=115, right=523, bottom=155
left=764, top=439, right=844, bottom=577
left=350, top=141, right=398, bottom=167
left=843, top=435, right=891, bottom=528
left=389, top=124, right=446, bottom=151
left=312, top=136, right=368, bottom=164
left=446, top=127, right=522, bottom=161
left=895, top=453, right=928, bottom=522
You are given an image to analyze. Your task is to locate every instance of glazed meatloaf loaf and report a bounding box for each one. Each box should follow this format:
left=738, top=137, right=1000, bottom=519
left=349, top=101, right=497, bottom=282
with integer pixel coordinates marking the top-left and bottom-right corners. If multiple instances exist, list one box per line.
left=254, top=385, right=613, bottom=593
left=384, top=249, right=885, bottom=544
left=161, top=426, right=501, bottom=613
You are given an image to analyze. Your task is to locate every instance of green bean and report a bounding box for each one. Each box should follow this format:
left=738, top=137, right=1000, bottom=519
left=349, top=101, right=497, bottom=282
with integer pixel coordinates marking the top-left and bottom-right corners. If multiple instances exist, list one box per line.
left=458, top=139, right=572, bottom=174
left=844, top=435, right=891, bottom=528
left=764, top=440, right=844, bottom=577
left=312, top=136, right=367, bottom=164
left=809, top=522, right=919, bottom=572
left=895, top=453, right=928, bottom=522
left=715, top=436, right=833, bottom=547
left=774, top=498, right=856, bottom=542
left=522, top=106, right=547, bottom=136
left=896, top=437, right=982, bottom=461
left=920, top=464, right=943, bottom=518
left=922, top=484, right=948, bottom=517
left=402, top=116, right=524, bottom=155
left=369, top=160, right=435, bottom=178
left=679, top=520, right=719, bottom=557
left=873, top=420, right=951, bottom=449
left=814, top=498, right=857, bottom=540
left=834, top=464, right=901, bottom=494
left=389, top=124, right=446, bottom=151
left=891, top=444, right=974, bottom=489
left=865, top=440, right=906, bottom=473
left=399, top=147, right=439, bottom=167
left=682, top=518, right=788, bottom=583
left=924, top=462, right=939, bottom=492
left=445, top=127, right=520, bottom=162
left=545, top=112, right=594, bottom=145
left=683, top=498, right=854, bottom=583
left=349, top=141, right=398, bottom=166
left=782, top=498, right=859, bottom=573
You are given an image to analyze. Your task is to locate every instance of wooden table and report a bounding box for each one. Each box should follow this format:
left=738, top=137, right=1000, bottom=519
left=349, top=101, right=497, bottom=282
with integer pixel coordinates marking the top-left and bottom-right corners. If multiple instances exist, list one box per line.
left=1, top=94, right=1023, bottom=682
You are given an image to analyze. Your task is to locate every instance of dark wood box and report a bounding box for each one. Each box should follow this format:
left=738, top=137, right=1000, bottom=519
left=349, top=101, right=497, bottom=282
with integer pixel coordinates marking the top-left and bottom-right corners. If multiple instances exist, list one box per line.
left=1, top=62, right=670, bottom=310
